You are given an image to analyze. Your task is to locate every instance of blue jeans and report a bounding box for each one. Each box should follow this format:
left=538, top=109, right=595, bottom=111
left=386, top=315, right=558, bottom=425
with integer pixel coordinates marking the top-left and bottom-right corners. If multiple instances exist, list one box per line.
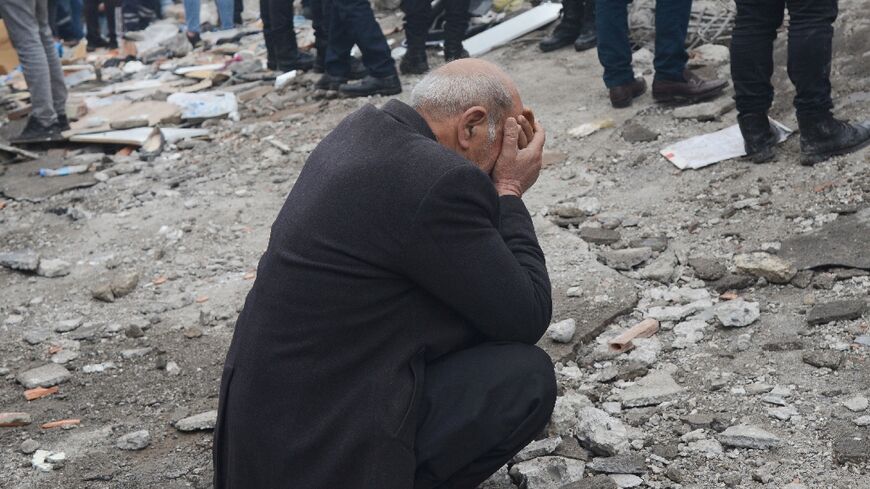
left=325, top=0, right=395, bottom=78
left=184, top=0, right=233, bottom=32
left=595, top=0, right=690, bottom=88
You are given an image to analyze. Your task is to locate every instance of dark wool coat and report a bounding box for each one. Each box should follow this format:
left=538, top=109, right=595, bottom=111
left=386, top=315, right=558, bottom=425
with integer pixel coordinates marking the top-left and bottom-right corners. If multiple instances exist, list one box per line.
left=213, top=100, right=552, bottom=489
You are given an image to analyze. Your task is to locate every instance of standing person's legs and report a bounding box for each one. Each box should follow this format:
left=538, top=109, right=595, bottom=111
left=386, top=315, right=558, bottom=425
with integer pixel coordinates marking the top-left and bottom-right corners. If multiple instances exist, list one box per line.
left=264, top=0, right=309, bottom=70
left=651, top=0, right=690, bottom=83
left=84, top=0, right=103, bottom=44
left=183, top=0, right=201, bottom=33
left=730, top=0, right=785, bottom=116
left=233, top=0, right=242, bottom=24
left=259, top=0, right=276, bottom=69
left=442, top=0, right=470, bottom=60
left=215, top=0, right=234, bottom=29
left=413, top=343, right=556, bottom=489
left=324, top=0, right=355, bottom=78
left=106, top=0, right=120, bottom=43
left=0, top=0, right=58, bottom=128
left=311, top=0, right=327, bottom=69
left=593, top=0, right=633, bottom=89
left=36, top=0, right=68, bottom=120
left=399, top=0, right=431, bottom=74
left=333, top=0, right=395, bottom=78
left=785, top=0, right=836, bottom=118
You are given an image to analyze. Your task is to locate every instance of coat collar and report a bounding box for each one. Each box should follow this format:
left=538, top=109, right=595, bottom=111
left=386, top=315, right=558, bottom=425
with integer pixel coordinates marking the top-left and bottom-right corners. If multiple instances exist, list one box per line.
left=382, top=100, right=437, bottom=142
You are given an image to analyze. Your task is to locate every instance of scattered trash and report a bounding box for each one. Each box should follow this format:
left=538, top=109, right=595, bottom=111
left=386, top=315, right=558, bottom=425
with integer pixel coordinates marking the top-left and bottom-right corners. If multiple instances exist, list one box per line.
left=167, top=91, right=239, bottom=120
left=40, top=418, right=81, bottom=429
left=464, top=2, right=561, bottom=57
left=568, top=119, right=615, bottom=138
left=608, top=319, right=660, bottom=353
left=661, top=119, right=792, bottom=170
left=274, top=70, right=298, bottom=90
left=39, top=165, right=89, bottom=177
left=24, top=386, right=59, bottom=401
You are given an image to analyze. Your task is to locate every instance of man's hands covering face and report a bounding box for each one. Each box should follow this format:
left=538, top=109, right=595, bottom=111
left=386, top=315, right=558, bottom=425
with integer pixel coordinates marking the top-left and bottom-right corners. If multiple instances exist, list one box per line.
left=492, top=110, right=545, bottom=198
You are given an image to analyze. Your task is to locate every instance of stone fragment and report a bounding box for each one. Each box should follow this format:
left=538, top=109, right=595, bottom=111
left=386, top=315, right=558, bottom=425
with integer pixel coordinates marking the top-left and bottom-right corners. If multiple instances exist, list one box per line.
left=125, top=324, right=145, bottom=338
left=54, top=318, right=83, bottom=333
left=575, top=407, right=631, bottom=455
left=790, top=269, right=813, bottom=288
left=32, top=450, right=65, bottom=472
left=51, top=349, right=79, bottom=364
left=843, top=395, right=869, bottom=412
left=559, top=474, right=619, bottom=489
left=768, top=406, right=798, bottom=421
left=547, top=319, right=577, bottom=343
left=640, top=250, right=678, bottom=283
left=509, top=456, right=585, bottom=489
left=20, top=439, right=39, bottom=454
left=23, top=329, right=50, bottom=345
left=553, top=436, right=591, bottom=461
left=91, top=282, right=115, bottom=302
left=550, top=392, right=593, bottom=436
left=174, top=410, right=218, bottom=431
left=621, top=123, right=659, bottom=143
left=117, top=430, right=151, bottom=450
left=734, top=252, right=796, bottom=284
left=586, top=453, right=645, bottom=474
left=752, top=461, right=779, bottom=483
left=609, top=474, right=643, bottom=488
left=628, top=236, right=668, bottom=252
left=665, top=466, right=684, bottom=483
left=761, top=338, right=804, bottom=351
left=36, top=258, right=71, bottom=278
left=710, top=273, right=756, bottom=293
left=672, top=320, right=708, bottom=348
left=0, top=412, right=32, bottom=427
left=16, top=364, right=71, bottom=388
left=111, top=271, right=140, bottom=297
left=480, top=465, right=513, bottom=489
left=619, top=371, right=683, bottom=407
left=647, top=299, right=712, bottom=321
left=806, top=300, right=866, bottom=325
left=512, top=436, right=562, bottom=463
left=687, top=257, right=726, bottom=281
left=718, top=425, right=782, bottom=449
left=687, top=439, right=723, bottom=458
left=598, top=248, right=652, bottom=271
left=0, top=250, right=40, bottom=271
left=802, top=350, right=845, bottom=370
left=714, top=299, right=760, bottom=327
left=625, top=337, right=661, bottom=366
left=121, top=347, right=153, bottom=359
left=853, top=416, right=870, bottom=427
left=580, top=227, right=621, bottom=245
left=691, top=43, right=730, bottom=66
left=833, top=434, right=870, bottom=464
left=551, top=197, right=601, bottom=218
left=673, top=99, right=735, bottom=121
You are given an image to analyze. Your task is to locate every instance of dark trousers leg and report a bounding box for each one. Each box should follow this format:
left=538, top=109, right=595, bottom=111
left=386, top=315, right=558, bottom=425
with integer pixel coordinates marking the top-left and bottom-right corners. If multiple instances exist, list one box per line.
left=652, top=0, right=690, bottom=82
left=260, top=0, right=276, bottom=68
left=263, top=0, right=299, bottom=69
left=443, top=0, right=470, bottom=48
left=312, top=0, right=330, bottom=66
left=594, top=0, right=634, bottom=88
left=106, top=0, right=119, bottom=39
left=413, top=343, right=557, bottom=489
left=730, top=0, right=784, bottom=115
left=325, top=0, right=396, bottom=78
left=401, top=0, right=431, bottom=52
left=84, top=0, right=102, bottom=43
left=786, top=0, right=837, bottom=117
left=234, top=0, right=243, bottom=24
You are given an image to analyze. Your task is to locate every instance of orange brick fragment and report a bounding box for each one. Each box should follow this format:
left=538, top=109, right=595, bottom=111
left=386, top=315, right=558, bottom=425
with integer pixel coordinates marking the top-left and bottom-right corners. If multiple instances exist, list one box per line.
left=41, top=418, right=81, bottom=429
left=24, top=386, right=58, bottom=401
left=153, top=276, right=168, bottom=285
left=195, top=296, right=209, bottom=303
left=719, top=291, right=739, bottom=301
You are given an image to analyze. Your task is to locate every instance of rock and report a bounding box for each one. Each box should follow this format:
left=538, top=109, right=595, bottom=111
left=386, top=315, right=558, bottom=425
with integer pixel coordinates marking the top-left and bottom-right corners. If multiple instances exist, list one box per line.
left=117, top=430, right=151, bottom=450
left=23, top=329, right=50, bottom=345
left=0, top=250, right=40, bottom=271
left=687, top=257, right=726, bottom=281
left=574, top=407, right=631, bottom=455
left=843, top=395, right=869, bottom=412
left=734, top=252, right=797, bottom=284
left=580, top=227, right=621, bottom=245
left=714, top=299, right=760, bottom=327
left=673, top=99, right=735, bottom=121
left=768, top=406, right=798, bottom=421
left=619, top=371, right=683, bottom=407
left=551, top=197, right=601, bottom=218
left=833, top=434, right=870, bottom=464
left=640, top=250, right=678, bottom=283
left=54, top=318, right=83, bottom=333
left=647, top=299, right=712, bottom=322
left=547, top=319, right=577, bottom=343
left=806, top=300, right=866, bottom=325
left=111, top=271, right=140, bottom=297
left=586, top=453, right=645, bottom=474
left=20, top=439, right=39, bottom=454
left=790, top=269, right=813, bottom=288
left=672, top=320, right=708, bottom=348
left=598, top=248, right=652, bottom=271
left=709, top=273, right=756, bottom=293
left=512, top=436, right=563, bottom=463
left=665, top=466, right=684, bottom=483
left=509, top=456, right=585, bottom=488
left=91, top=282, right=115, bottom=302
left=718, top=425, right=782, bottom=449
left=51, top=349, right=80, bottom=364
left=110, top=116, right=149, bottom=130
left=761, top=338, right=804, bottom=351
left=628, top=236, right=668, bottom=253
left=480, top=465, right=513, bottom=489
left=650, top=444, right=679, bottom=460
left=560, top=474, right=619, bottom=489
left=174, top=410, right=218, bottom=431
left=621, top=122, right=659, bottom=143
left=691, top=43, right=730, bottom=66
left=16, top=364, right=71, bottom=388
left=550, top=392, right=593, bottom=436
left=687, top=439, right=723, bottom=458
left=752, top=461, right=779, bottom=483
left=0, top=412, right=32, bottom=427
left=32, top=450, right=65, bottom=472
left=166, top=361, right=182, bottom=376
left=125, top=324, right=145, bottom=338
left=36, top=258, right=71, bottom=278
left=609, top=474, right=643, bottom=488
left=802, top=350, right=845, bottom=370
left=854, top=416, right=870, bottom=427
left=625, top=337, right=661, bottom=366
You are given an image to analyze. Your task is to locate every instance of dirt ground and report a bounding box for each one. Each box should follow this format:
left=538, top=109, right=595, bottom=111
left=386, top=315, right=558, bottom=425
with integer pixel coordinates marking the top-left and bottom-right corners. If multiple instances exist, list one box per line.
left=1, top=1, right=868, bottom=488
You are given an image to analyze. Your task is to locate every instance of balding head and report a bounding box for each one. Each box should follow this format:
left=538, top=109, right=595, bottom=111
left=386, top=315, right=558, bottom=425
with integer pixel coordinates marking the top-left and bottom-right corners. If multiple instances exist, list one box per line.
left=411, top=59, right=524, bottom=173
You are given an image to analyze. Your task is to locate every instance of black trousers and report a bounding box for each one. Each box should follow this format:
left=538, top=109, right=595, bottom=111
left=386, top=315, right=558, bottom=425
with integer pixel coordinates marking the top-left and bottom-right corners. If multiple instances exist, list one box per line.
left=260, top=0, right=301, bottom=70
left=321, top=0, right=396, bottom=78
left=402, top=0, right=470, bottom=52
left=311, top=0, right=331, bottom=66
left=414, top=343, right=556, bottom=489
left=730, top=0, right=838, bottom=117
left=83, top=0, right=118, bottom=44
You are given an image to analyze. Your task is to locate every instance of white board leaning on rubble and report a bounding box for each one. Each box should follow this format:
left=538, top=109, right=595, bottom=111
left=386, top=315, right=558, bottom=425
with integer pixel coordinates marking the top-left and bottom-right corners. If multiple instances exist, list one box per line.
left=463, top=2, right=561, bottom=57
left=660, top=119, right=792, bottom=170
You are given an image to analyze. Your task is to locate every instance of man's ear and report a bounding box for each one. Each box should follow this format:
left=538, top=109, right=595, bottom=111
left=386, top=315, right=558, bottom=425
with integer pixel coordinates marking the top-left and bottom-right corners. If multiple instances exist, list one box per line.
left=457, top=106, right=488, bottom=150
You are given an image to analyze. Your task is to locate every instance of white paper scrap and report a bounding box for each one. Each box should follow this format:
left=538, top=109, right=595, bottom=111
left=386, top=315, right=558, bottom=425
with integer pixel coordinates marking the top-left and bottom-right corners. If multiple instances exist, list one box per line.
left=661, top=119, right=792, bottom=170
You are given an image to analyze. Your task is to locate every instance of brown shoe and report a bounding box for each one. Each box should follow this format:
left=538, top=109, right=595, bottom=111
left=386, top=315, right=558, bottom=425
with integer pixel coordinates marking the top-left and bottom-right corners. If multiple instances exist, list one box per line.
left=609, top=78, right=647, bottom=109
left=652, top=69, right=728, bottom=104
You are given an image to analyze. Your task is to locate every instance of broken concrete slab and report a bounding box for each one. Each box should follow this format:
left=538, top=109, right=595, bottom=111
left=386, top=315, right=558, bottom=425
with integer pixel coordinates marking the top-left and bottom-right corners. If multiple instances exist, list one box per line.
left=598, top=247, right=653, bottom=271
left=806, top=300, right=866, bottom=325
left=0, top=250, right=40, bottom=271
left=16, top=364, right=71, bottom=389
left=734, top=252, right=797, bottom=284
left=464, top=2, right=561, bottom=57
left=779, top=207, right=870, bottom=270
left=718, top=425, right=783, bottom=450
left=619, top=371, right=683, bottom=407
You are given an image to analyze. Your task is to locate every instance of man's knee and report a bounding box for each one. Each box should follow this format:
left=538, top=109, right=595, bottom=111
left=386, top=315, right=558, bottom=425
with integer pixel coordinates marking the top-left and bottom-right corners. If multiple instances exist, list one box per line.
left=497, top=343, right=557, bottom=419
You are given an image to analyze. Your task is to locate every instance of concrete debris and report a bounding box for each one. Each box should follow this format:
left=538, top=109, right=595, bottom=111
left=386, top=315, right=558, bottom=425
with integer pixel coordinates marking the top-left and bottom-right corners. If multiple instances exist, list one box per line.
left=609, top=474, right=643, bottom=488
left=32, top=450, right=66, bottom=472
left=511, top=436, right=562, bottom=463
left=117, top=430, right=152, bottom=450
left=0, top=412, right=32, bottom=427
left=734, top=252, right=797, bottom=284
left=574, top=407, right=632, bottom=456
left=586, top=453, right=646, bottom=474
left=0, top=250, right=40, bottom=271
left=714, top=299, right=760, bottom=327
left=806, top=300, right=866, bottom=325
left=547, top=319, right=577, bottom=343
left=718, top=425, right=783, bottom=450
left=802, top=350, right=845, bottom=370
left=673, top=98, right=735, bottom=121
left=36, top=258, right=71, bottom=277
left=16, top=364, right=72, bottom=389
left=509, top=456, right=585, bottom=488
left=619, top=370, right=683, bottom=407
left=843, top=395, right=868, bottom=412
left=174, top=410, right=218, bottom=432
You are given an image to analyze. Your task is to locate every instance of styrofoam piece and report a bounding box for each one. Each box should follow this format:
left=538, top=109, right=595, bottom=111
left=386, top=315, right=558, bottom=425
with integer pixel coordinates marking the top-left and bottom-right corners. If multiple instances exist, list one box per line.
left=68, top=127, right=209, bottom=146
left=660, top=119, right=792, bottom=170
left=463, top=2, right=561, bottom=57
left=166, top=91, right=238, bottom=120
left=274, top=70, right=297, bottom=89
left=175, top=63, right=227, bottom=75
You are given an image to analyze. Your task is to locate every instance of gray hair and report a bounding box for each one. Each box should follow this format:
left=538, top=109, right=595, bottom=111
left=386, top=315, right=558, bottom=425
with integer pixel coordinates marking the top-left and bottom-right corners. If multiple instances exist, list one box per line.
left=410, top=70, right=514, bottom=143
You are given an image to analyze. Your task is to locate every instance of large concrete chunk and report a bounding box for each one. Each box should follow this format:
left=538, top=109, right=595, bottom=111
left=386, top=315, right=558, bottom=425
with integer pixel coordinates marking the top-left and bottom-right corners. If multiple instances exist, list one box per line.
left=780, top=207, right=870, bottom=270
left=619, top=371, right=683, bottom=407
left=575, top=407, right=631, bottom=456
left=16, top=364, right=71, bottom=389
left=509, top=456, right=585, bottom=489
left=806, top=300, right=866, bottom=325
left=0, top=250, right=40, bottom=271
left=734, top=252, right=796, bottom=283
left=718, top=425, right=782, bottom=450
left=174, top=410, right=218, bottom=432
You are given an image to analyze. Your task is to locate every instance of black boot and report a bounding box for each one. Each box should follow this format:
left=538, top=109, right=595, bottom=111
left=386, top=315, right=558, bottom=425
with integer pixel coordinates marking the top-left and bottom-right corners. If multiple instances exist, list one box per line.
left=339, top=74, right=402, bottom=98
left=400, top=48, right=429, bottom=75
left=738, top=112, right=777, bottom=163
left=573, top=0, right=596, bottom=51
left=539, top=0, right=581, bottom=52
left=277, top=52, right=315, bottom=72
left=798, top=113, right=870, bottom=166
left=443, top=43, right=469, bottom=62
left=56, top=113, right=70, bottom=131
left=315, top=73, right=348, bottom=91
left=10, top=117, right=62, bottom=144
left=349, top=57, right=368, bottom=80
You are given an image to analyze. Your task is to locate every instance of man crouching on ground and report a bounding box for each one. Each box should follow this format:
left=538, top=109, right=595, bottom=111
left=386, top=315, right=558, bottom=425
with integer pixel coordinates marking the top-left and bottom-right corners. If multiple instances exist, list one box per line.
left=213, top=59, right=556, bottom=489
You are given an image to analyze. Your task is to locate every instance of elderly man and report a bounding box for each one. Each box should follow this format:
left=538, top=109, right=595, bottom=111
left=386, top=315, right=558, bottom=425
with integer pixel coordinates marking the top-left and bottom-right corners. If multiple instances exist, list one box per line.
left=213, top=59, right=556, bottom=489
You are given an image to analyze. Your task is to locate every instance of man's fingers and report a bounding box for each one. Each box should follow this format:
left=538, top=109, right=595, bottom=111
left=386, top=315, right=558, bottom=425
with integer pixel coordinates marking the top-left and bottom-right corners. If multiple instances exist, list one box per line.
left=518, top=128, right=529, bottom=149
left=517, top=115, right=534, bottom=148
left=498, top=117, right=519, bottom=163
left=529, top=121, right=546, bottom=152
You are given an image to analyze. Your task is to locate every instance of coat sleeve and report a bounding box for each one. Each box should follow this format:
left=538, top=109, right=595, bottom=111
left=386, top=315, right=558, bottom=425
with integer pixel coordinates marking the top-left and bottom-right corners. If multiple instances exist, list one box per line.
left=399, top=164, right=552, bottom=344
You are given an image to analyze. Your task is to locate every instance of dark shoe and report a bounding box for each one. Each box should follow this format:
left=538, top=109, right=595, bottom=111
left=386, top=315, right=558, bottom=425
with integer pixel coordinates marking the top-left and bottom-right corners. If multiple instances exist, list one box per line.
left=56, top=113, right=71, bottom=132
left=186, top=32, right=202, bottom=48
left=10, top=117, right=62, bottom=144
left=573, top=30, right=596, bottom=51
left=349, top=57, right=367, bottom=80
left=277, top=52, right=315, bottom=72
left=315, top=73, right=348, bottom=91
left=86, top=37, right=108, bottom=52
left=339, top=74, right=402, bottom=98
left=313, top=55, right=325, bottom=74
left=798, top=114, right=870, bottom=166
left=400, top=49, right=429, bottom=75
left=652, top=69, right=728, bottom=104
left=107, top=37, right=119, bottom=50
left=738, top=112, right=777, bottom=163
left=444, top=44, right=469, bottom=62
left=609, top=77, right=647, bottom=108
left=539, top=0, right=582, bottom=52
left=573, top=0, right=596, bottom=51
